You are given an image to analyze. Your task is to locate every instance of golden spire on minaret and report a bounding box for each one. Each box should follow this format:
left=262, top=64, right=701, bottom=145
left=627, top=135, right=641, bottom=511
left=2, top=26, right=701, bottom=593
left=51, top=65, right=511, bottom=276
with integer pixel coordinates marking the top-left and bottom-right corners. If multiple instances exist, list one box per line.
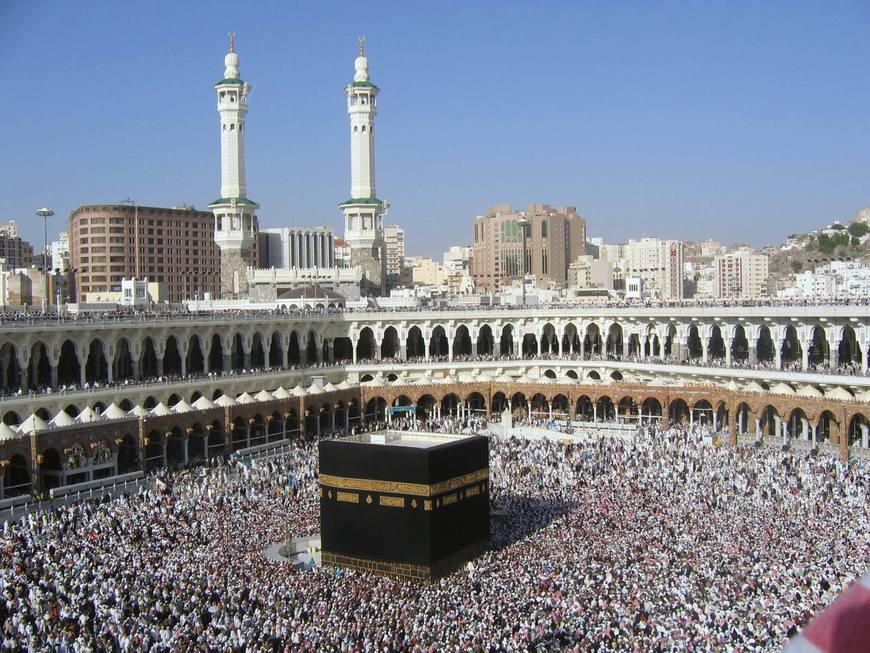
left=229, top=32, right=235, bottom=53
left=358, top=35, right=365, bottom=56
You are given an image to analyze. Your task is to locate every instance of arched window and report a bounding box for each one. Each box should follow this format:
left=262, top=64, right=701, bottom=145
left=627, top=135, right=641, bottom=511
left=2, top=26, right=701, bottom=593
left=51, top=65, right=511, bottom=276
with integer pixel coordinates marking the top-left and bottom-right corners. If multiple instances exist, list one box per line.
left=353, top=126, right=358, bottom=133
left=541, top=220, right=548, bottom=238
left=361, top=125, right=366, bottom=132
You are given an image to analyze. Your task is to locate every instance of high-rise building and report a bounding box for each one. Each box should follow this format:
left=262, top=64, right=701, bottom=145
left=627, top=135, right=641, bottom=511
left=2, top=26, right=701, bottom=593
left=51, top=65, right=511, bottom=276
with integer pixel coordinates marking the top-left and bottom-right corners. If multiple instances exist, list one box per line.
left=714, top=250, right=769, bottom=298
left=471, top=204, right=586, bottom=293
left=623, top=238, right=684, bottom=299
left=408, top=256, right=444, bottom=286
left=568, top=255, right=614, bottom=290
left=209, top=34, right=259, bottom=299
left=0, top=231, right=33, bottom=270
left=383, top=224, right=405, bottom=286
left=69, top=204, right=221, bottom=302
left=333, top=238, right=352, bottom=268
left=258, top=227, right=335, bottom=269
left=51, top=232, right=70, bottom=272
left=339, top=38, right=388, bottom=295
left=0, top=221, right=19, bottom=238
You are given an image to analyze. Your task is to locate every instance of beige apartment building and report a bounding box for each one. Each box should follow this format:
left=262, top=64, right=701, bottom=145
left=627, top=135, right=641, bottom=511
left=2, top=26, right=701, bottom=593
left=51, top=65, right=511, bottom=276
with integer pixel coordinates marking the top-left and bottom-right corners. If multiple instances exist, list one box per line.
left=714, top=250, right=769, bottom=298
left=471, top=204, right=586, bottom=292
left=408, top=256, right=444, bottom=286
left=69, top=204, right=224, bottom=302
left=623, top=237, right=684, bottom=300
left=569, top=254, right=614, bottom=290
left=383, top=224, right=405, bottom=287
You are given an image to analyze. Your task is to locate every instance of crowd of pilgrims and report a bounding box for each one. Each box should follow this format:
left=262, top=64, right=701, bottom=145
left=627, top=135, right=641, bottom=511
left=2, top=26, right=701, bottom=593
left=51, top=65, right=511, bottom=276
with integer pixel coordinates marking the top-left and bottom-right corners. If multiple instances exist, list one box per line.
left=0, top=422, right=868, bottom=652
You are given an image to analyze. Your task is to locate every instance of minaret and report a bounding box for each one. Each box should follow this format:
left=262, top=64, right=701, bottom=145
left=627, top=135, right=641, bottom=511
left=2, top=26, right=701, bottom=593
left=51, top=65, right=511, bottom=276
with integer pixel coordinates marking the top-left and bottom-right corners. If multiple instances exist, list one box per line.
left=339, top=37, right=388, bottom=295
left=210, top=33, right=259, bottom=299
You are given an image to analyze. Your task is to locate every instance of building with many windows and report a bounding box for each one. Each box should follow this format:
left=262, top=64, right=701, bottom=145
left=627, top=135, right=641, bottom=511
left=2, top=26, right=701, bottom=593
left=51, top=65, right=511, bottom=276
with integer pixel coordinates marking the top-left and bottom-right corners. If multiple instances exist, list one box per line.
left=258, top=227, right=335, bottom=269
left=471, top=204, right=586, bottom=293
left=623, top=238, right=684, bottom=300
left=713, top=250, right=769, bottom=299
left=50, top=232, right=70, bottom=273
left=407, top=256, right=444, bottom=286
left=383, top=224, right=405, bottom=287
left=568, top=254, right=614, bottom=290
left=0, top=222, right=34, bottom=269
left=68, top=204, right=221, bottom=302
left=789, top=261, right=870, bottom=299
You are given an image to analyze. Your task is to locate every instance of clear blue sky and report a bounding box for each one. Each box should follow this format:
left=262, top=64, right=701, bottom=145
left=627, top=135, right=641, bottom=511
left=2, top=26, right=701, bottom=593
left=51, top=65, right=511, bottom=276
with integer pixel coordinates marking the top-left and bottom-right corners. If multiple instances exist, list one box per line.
left=2, top=1, right=870, bottom=257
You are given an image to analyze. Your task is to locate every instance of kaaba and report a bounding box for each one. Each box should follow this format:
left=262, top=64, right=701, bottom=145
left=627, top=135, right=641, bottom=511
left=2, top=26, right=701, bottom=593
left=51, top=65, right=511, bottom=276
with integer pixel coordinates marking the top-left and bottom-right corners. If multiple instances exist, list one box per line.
left=319, top=431, right=490, bottom=580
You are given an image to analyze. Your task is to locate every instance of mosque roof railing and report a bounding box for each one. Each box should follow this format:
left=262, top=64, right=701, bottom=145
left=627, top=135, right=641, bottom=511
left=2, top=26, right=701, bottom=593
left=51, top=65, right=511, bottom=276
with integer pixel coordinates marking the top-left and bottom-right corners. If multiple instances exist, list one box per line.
left=339, top=197, right=383, bottom=206
left=208, top=197, right=259, bottom=207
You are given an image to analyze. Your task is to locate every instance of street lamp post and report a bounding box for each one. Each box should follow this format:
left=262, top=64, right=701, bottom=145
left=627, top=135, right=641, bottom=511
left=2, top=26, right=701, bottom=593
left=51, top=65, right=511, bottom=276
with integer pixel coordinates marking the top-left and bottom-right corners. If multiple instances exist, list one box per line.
left=35, top=208, right=54, bottom=313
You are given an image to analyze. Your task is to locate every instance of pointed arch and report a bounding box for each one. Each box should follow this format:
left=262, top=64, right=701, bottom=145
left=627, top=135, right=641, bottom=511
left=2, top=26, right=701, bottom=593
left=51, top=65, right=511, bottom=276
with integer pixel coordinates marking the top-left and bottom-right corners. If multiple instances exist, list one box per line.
left=186, top=335, right=205, bottom=374
left=756, top=325, right=775, bottom=363
left=428, top=326, right=448, bottom=358
left=140, top=337, right=159, bottom=379
left=686, top=325, right=702, bottom=360
left=780, top=325, right=802, bottom=367
left=381, top=326, right=400, bottom=359
left=708, top=325, right=726, bottom=360
left=606, top=323, right=623, bottom=358
left=163, top=335, right=182, bottom=377
left=287, top=331, right=302, bottom=365
left=731, top=325, right=748, bottom=362
left=585, top=322, right=602, bottom=356
left=476, top=324, right=494, bottom=356
left=28, top=341, right=51, bottom=388
left=406, top=326, right=425, bottom=359
left=268, top=332, right=283, bottom=368
left=452, top=325, right=472, bottom=358
left=250, top=332, right=266, bottom=368
left=499, top=324, right=514, bottom=356
left=230, top=333, right=245, bottom=370
left=356, top=327, right=376, bottom=361
left=58, top=339, right=81, bottom=386
left=113, top=337, right=135, bottom=381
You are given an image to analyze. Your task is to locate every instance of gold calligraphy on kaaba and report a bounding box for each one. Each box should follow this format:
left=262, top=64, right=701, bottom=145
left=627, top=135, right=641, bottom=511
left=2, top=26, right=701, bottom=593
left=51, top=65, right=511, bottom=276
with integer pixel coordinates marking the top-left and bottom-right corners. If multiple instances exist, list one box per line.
left=379, top=495, right=405, bottom=508
left=336, top=491, right=360, bottom=503
left=319, top=468, right=489, bottom=497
